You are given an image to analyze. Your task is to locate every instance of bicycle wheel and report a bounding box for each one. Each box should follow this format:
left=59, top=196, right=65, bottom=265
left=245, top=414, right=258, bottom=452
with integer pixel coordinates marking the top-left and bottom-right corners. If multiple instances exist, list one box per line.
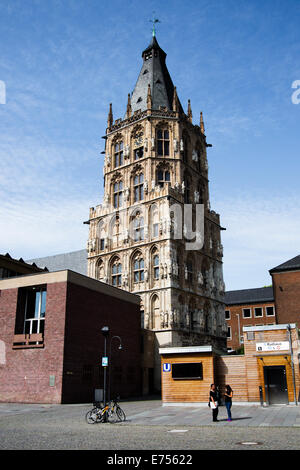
left=85, top=408, right=98, bottom=424
left=116, top=406, right=126, bottom=422
left=107, top=407, right=118, bottom=423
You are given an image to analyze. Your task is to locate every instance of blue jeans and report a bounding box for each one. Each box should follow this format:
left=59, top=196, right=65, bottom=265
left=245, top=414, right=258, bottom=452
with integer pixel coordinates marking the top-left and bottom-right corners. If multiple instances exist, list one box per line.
left=225, top=401, right=232, bottom=420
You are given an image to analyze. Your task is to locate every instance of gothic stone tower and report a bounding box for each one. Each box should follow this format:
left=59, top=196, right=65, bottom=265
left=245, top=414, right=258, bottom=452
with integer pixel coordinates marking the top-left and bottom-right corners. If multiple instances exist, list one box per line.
left=87, top=36, right=227, bottom=390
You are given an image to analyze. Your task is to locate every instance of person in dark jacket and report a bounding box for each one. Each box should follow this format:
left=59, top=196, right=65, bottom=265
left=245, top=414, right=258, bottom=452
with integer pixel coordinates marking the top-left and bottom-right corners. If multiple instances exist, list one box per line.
left=224, top=385, right=233, bottom=421
left=209, top=384, right=219, bottom=422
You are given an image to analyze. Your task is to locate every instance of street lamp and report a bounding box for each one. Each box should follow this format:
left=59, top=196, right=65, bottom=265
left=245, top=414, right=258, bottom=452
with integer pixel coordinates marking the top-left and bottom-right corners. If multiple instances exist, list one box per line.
left=108, top=336, right=123, bottom=403
left=101, top=326, right=109, bottom=410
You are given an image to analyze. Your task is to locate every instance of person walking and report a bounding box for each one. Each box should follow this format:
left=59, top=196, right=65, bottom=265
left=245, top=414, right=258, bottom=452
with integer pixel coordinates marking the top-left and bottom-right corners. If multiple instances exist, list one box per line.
left=209, top=384, right=219, bottom=422
left=224, top=385, right=233, bottom=421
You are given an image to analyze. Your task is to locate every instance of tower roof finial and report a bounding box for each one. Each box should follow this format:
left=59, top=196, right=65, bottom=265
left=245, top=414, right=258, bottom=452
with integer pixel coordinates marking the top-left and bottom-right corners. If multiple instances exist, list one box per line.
left=149, top=12, right=160, bottom=37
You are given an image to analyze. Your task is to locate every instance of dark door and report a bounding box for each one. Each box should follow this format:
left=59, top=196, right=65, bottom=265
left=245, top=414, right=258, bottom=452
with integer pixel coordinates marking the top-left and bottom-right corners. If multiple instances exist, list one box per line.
left=264, top=366, right=288, bottom=404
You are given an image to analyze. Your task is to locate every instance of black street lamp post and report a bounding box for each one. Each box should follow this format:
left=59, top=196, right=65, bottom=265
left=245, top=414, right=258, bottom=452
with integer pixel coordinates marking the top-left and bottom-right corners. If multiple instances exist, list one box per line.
left=108, top=336, right=123, bottom=403
left=101, top=326, right=109, bottom=420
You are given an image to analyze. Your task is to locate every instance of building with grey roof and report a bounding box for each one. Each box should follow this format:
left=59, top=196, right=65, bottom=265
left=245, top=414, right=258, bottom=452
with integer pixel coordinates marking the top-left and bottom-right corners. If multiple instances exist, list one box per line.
left=26, top=249, right=87, bottom=276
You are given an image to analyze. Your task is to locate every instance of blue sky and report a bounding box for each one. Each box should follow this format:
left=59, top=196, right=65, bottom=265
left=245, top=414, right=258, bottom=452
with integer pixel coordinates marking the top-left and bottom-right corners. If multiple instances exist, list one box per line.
left=0, top=0, right=300, bottom=290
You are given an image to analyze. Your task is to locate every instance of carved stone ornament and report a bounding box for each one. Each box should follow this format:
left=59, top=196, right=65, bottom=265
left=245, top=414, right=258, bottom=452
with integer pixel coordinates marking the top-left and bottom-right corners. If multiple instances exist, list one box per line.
left=192, top=150, right=198, bottom=161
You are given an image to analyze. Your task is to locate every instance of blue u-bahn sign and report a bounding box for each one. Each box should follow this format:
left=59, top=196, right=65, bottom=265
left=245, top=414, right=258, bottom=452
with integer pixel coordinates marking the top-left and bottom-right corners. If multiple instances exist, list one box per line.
left=163, top=363, right=171, bottom=372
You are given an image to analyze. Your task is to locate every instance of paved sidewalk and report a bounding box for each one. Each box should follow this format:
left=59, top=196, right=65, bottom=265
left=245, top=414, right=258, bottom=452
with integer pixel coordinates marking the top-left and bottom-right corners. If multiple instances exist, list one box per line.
left=120, top=400, right=300, bottom=427
left=0, top=400, right=299, bottom=427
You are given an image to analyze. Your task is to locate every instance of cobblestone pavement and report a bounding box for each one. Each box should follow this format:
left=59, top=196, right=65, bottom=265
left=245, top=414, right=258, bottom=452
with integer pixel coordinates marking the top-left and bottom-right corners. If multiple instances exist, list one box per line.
left=0, top=400, right=299, bottom=450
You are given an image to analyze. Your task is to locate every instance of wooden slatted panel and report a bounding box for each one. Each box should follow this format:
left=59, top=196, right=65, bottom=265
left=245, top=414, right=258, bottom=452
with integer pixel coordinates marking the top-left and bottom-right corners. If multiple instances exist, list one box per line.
left=161, top=353, right=214, bottom=403
left=215, top=356, right=248, bottom=402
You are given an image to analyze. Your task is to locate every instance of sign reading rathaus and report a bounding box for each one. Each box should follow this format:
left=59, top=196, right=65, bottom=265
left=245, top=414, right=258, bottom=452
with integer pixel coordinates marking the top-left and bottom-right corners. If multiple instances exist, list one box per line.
left=86, top=34, right=227, bottom=387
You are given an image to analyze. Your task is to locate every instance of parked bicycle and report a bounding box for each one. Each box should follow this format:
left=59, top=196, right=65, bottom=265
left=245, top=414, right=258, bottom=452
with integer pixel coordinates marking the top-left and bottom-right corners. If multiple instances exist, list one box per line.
left=85, top=397, right=126, bottom=424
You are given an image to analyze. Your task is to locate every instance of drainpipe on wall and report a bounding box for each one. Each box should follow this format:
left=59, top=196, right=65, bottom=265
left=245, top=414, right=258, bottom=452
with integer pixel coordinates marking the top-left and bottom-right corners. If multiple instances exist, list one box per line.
left=287, top=324, right=298, bottom=405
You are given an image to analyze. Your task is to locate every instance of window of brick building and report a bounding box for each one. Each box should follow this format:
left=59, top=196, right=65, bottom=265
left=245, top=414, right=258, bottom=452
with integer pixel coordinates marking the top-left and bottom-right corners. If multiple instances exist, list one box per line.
left=266, top=306, right=275, bottom=316
left=14, top=286, right=47, bottom=346
left=225, top=310, right=230, bottom=320
left=254, top=307, right=263, bottom=317
left=242, top=308, right=251, bottom=319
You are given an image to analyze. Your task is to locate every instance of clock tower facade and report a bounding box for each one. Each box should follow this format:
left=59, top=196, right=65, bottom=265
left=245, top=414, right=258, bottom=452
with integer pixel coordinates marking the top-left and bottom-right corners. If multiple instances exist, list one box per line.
left=87, top=36, right=227, bottom=391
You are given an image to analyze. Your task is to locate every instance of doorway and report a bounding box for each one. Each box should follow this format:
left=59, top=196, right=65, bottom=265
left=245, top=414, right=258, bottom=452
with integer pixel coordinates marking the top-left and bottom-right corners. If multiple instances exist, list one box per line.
left=264, top=365, right=288, bottom=405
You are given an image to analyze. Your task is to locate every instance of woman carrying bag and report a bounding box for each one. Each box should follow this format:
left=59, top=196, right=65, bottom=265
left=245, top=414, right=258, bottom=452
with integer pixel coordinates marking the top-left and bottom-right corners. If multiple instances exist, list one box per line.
left=209, top=384, right=219, bottom=422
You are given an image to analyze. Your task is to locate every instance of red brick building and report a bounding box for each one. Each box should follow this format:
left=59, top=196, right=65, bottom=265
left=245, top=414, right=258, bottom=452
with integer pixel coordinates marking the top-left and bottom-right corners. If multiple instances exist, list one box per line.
left=224, top=287, right=276, bottom=351
left=269, top=254, right=300, bottom=325
left=0, top=270, right=141, bottom=404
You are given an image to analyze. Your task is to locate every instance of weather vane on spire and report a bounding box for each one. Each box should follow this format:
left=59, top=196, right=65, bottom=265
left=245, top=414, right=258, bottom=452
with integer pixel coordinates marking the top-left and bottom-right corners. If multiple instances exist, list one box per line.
left=149, top=12, right=160, bottom=37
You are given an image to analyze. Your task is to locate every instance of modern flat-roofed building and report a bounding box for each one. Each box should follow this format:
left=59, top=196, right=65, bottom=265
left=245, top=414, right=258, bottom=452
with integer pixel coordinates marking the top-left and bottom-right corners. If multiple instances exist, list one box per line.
left=0, top=269, right=141, bottom=404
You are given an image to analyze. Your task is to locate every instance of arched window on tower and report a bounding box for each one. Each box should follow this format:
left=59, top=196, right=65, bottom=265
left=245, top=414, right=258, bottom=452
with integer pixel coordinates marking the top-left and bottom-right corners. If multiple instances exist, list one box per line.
left=114, top=141, right=124, bottom=168
left=184, top=173, right=191, bottom=203
left=186, top=255, right=194, bottom=284
left=96, top=258, right=104, bottom=281
left=111, top=257, right=122, bottom=287
left=153, top=253, right=159, bottom=280
left=149, top=204, right=159, bottom=238
left=113, top=181, right=123, bottom=208
left=133, top=253, right=144, bottom=283
left=157, top=129, right=170, bottom=156
left=132, top=212, right=144, bottom=242
left=133, top=173, right=144, bottom=202
left=97, top=220, right=106, bottom=251
left=157, top=169, right=170, bottom=187
left=151, top=294, right=160, bottom=329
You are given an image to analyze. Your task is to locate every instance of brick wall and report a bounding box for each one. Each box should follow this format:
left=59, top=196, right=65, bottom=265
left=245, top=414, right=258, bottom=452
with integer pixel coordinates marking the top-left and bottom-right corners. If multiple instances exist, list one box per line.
left=225, top=302, right=276, bottom=351
left=272, top=271, right=300, bottom=325
left=0, top=282, right=67, bottom=403
left=62, top=281, right=142, bottom=403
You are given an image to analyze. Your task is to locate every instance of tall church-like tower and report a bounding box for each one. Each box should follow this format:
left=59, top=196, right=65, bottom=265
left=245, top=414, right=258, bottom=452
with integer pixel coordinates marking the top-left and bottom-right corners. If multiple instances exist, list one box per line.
left=87, top=35, right=227, bottom=390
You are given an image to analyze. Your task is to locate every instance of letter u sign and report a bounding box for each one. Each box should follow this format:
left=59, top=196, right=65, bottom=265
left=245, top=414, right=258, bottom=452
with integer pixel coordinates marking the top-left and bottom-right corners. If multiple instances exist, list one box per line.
left=163, top=363, right=171, bottom=372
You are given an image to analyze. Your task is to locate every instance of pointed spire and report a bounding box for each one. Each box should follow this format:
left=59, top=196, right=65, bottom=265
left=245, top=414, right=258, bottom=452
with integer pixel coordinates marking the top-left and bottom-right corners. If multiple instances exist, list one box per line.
left=173, top=86, right=179, bottom=112
left=200, top=111, right=205, bottom=134
left=187, top=99, right=192, bottom=122
left=107, top=103, right=113, bottom=129
left=147, top=84, right=152, bottom=110
left=126, top=93, right=132, bottom=119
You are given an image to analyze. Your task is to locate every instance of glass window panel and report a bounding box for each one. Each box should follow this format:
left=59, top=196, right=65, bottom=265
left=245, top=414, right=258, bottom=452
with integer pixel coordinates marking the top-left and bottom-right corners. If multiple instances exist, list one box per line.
left=165, top=171, right=170, bottom=181
left=34, top=291, right=40, bottom=318
left=40, top=290, right=46, bottom=317
left=157, top=129, right=163, bottom=139
left=164, top=130, right=169, bottom=139
left=164, top=141, right=169, bottom=156
left=31, top=320, right=38, bottom=334
left=157, top=141, right=163, bottom=155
